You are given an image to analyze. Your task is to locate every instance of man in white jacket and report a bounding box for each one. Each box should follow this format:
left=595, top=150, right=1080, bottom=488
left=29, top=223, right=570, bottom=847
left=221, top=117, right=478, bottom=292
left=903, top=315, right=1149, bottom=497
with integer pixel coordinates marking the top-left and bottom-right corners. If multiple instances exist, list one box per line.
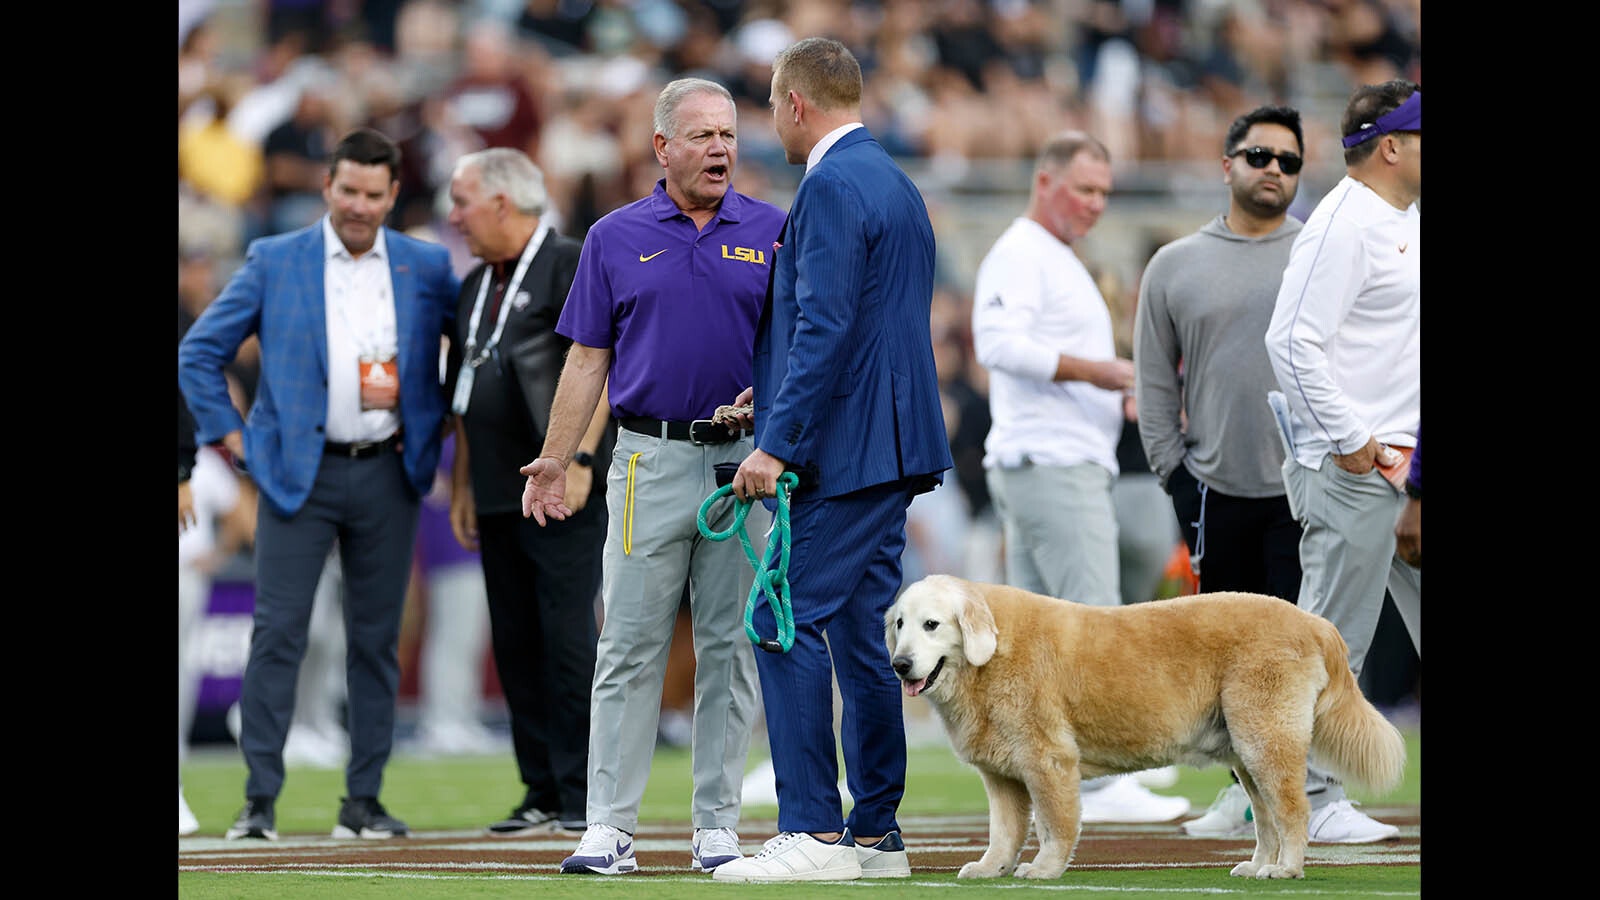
left=1264, top=79, right=1420, bottom=844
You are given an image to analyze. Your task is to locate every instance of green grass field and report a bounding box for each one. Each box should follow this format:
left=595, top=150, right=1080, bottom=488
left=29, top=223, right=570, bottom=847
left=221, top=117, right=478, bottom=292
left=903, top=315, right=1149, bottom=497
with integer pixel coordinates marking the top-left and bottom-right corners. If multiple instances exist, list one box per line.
left=179, top=725, right=1419, bottom=898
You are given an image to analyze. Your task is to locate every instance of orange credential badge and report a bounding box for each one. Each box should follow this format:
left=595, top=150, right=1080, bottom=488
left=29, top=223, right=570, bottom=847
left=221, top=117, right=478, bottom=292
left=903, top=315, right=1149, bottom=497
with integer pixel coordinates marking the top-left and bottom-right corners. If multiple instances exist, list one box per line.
left=359, top=355, right=399, bottom=411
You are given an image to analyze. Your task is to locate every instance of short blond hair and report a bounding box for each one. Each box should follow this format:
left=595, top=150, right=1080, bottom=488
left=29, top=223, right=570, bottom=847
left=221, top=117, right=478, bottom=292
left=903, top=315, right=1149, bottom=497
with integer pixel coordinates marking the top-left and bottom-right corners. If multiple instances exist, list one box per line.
left=772, top=37, right=861, bottom=112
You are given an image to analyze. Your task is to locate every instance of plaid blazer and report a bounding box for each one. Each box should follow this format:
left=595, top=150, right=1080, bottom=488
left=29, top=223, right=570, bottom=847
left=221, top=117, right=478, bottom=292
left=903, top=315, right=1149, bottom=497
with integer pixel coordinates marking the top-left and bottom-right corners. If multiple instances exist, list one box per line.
left=178, top=222, right=460, bottom=516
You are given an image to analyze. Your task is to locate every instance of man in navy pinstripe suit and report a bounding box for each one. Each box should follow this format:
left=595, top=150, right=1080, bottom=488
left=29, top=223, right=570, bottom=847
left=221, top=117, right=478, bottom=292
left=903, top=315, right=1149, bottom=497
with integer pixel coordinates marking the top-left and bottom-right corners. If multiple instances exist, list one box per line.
left=715, top=37, right=953, bottom=883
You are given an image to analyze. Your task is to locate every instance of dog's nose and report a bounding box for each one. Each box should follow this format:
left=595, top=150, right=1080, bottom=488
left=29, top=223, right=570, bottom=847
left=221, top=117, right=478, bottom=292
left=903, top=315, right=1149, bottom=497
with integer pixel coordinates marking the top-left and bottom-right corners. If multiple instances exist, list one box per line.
left=892, top=655, right=912, bottom=676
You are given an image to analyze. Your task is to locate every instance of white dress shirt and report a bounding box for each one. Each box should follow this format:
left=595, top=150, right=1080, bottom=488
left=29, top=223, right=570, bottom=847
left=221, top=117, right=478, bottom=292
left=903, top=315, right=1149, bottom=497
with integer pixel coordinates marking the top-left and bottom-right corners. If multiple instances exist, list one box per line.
left=321, top=216, right=400, bottom=444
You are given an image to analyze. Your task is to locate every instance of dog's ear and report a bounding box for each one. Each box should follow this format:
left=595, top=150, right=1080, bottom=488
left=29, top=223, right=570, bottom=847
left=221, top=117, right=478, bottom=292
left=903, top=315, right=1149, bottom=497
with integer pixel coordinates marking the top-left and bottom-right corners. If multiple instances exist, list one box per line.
left=956, top=583, right=997, bottom=666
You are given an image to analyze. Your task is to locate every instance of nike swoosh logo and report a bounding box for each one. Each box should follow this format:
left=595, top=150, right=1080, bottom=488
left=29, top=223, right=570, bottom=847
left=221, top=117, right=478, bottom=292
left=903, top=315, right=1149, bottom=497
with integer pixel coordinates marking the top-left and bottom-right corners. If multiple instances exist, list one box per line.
left=639, top=250, right=668, bottom=262
left=616, top=841, right=632, bottom=856
left=1398, top=243, right=1408, bottom=253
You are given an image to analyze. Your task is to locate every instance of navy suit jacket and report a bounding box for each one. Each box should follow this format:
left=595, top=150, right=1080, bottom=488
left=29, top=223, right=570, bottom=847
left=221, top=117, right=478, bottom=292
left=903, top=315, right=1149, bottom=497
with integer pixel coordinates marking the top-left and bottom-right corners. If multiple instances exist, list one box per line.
left=178, top=222, right=460, bottom=517
left=753, top=127, right=953, bottom=499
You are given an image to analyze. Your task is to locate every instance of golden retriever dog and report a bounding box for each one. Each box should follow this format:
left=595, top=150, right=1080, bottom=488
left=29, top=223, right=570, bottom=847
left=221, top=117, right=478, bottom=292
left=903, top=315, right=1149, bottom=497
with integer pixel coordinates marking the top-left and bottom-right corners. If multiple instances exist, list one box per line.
left=885, top=574, right=1405, bottom=880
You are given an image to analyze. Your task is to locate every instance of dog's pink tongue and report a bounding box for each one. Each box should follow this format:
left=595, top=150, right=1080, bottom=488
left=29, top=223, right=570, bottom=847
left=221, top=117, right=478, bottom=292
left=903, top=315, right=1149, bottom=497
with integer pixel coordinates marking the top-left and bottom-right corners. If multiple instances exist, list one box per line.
left=903, top=678, right=927, bottom=697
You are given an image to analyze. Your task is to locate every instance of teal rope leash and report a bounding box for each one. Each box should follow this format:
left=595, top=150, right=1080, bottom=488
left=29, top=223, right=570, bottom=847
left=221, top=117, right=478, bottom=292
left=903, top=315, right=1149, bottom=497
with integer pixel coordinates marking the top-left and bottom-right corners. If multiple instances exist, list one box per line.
left=696, top=471, right=799, bottom=653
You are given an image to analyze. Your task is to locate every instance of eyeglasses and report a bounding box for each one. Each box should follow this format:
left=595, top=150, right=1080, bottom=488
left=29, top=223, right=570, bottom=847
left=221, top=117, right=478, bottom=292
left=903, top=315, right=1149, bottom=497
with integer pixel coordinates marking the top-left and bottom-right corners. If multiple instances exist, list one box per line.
left=1229, top=147, right=1303, bottom=175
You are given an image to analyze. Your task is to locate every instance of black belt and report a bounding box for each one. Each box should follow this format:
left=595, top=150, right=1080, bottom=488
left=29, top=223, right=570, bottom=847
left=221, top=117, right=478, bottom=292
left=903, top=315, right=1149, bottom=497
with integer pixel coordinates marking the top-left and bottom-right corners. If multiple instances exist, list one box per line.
left=620, top=416, right=743, bottom=445
left=324, top=431, right=402, bottom=459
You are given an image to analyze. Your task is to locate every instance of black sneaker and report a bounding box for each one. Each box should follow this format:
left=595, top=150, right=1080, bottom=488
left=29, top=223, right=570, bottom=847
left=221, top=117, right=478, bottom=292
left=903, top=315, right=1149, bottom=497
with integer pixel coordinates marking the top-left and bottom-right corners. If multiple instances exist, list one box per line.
left=332, top=796, right=409, bottom=839
left=487, top=804, right=559, bottom=837
left=225, top=797, right=277, bottom=840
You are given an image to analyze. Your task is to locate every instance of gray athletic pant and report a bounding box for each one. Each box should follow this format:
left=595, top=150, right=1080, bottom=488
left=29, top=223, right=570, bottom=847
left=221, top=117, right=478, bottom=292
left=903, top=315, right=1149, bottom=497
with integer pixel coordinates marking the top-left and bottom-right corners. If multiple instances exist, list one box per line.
left=986, top=461, right=1120, bottom=607
left=585, top=427, right=765, bottom=833
left=1283, top=452, right=1421, bottom=803
left=988, top=461, right=1125, bottom=792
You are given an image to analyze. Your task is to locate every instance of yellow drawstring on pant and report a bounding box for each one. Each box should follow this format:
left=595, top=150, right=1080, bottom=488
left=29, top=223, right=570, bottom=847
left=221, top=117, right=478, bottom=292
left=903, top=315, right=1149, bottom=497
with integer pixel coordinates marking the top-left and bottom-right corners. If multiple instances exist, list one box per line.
left=622, top=452, right=642, bottom=555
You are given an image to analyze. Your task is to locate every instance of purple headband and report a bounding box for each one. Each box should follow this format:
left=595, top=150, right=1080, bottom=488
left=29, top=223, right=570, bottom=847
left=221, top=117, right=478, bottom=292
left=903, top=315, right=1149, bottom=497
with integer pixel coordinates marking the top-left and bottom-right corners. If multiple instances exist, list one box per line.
left=1341, top=91, right=1421, bottom=148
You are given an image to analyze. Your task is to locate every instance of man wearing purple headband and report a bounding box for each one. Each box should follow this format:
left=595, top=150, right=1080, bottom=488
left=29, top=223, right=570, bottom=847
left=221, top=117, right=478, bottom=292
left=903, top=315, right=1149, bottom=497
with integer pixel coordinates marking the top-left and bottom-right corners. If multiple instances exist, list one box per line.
left=1264, top=79, right=1420, bottom=845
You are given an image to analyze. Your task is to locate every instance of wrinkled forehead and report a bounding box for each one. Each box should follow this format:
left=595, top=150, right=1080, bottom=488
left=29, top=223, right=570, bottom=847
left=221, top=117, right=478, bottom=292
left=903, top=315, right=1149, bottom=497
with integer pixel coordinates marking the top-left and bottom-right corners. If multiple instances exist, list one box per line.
left=670, top=92, right=736, bottom=133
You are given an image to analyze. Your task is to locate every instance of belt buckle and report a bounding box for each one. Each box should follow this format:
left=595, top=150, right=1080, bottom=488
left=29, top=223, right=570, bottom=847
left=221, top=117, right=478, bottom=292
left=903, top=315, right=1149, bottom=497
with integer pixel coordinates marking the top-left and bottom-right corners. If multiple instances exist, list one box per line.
left=347, top=439, right=378, bottom=457
left=689, top=419, right=728, bottom=444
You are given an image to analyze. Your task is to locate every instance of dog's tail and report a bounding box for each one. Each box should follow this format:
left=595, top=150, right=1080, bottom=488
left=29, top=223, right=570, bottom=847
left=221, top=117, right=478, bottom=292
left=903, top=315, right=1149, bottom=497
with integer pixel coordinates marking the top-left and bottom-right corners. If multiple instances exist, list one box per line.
left=1308, top=622, right=1406, bottom=795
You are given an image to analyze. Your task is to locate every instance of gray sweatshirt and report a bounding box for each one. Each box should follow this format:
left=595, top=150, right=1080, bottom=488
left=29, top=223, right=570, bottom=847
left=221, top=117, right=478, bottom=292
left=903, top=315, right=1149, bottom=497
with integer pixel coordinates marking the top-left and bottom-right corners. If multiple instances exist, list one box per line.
left=1133, top=215, right=1302, bottom=498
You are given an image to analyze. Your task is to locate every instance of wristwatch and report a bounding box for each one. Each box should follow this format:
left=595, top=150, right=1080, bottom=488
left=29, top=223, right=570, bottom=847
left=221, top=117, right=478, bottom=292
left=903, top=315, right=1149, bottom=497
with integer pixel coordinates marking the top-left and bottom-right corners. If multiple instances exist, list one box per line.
left=573, top=451, right=594, bottom=468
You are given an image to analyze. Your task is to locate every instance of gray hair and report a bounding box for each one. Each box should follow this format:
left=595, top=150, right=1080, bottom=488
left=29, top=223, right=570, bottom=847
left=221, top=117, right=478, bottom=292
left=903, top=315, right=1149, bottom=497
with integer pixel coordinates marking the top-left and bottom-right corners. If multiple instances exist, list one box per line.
left=453, top=147, right=547, bottom=216
left=653, top=77, right=735, bottom=140
left=1036, top=130, right=1110, bottom=174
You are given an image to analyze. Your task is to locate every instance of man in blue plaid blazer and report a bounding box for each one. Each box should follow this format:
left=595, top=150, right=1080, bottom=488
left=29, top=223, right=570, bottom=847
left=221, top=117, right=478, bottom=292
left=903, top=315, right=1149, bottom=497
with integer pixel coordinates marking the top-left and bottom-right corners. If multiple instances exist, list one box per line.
left=178, top=128, right=459, bottom=842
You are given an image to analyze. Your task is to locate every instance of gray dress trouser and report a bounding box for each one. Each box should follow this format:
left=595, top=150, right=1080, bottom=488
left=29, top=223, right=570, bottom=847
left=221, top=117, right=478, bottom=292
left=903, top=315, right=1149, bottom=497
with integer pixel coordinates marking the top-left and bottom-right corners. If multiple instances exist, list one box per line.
left=585, top=427, right=765, bottom=832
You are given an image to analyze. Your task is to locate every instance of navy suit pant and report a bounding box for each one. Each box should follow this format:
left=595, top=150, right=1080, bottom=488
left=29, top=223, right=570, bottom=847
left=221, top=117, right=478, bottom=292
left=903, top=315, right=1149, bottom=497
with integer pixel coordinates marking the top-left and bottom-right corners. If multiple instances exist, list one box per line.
left=751, top=478, right=918, bottom=837
left=242, top=451, right=420, bottom=801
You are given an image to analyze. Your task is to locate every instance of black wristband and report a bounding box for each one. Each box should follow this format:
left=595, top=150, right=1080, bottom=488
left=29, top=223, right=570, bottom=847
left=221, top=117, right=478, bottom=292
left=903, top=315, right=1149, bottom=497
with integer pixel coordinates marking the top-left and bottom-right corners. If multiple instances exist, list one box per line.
left=573, top=451, right=594, bottom=468
left=179, top=462, right=193, bottom=485
left=1404, top=482, right=1421, bottom=500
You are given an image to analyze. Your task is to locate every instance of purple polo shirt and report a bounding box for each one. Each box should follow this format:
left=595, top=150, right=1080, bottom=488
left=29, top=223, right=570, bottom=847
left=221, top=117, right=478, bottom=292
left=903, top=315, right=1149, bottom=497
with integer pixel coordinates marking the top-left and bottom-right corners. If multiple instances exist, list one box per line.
left=557, top=179, right=787, bottom=421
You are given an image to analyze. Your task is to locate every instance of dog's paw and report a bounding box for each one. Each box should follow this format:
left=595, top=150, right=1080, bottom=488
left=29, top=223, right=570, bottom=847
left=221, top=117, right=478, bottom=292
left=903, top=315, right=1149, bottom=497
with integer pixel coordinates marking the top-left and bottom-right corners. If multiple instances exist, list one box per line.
left=958, top=861, right=1006, bottom=879
left=1015, top=861, right=1067, bottom=880
left=1230, top=861, right=1262, bottom=878
left=1250, top=864, right=1304, bottom=880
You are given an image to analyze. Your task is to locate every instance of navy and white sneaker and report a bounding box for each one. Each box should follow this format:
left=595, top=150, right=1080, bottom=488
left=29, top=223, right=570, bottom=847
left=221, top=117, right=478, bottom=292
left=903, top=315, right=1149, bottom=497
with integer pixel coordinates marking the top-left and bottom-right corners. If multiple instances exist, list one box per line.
left=561, top=823, right=638, bottom=874
left=691, top=827, right=744, bottom=872
left=332, top=796, right=408, bottom=839
left=225, top=797, right=277, bottom=840
left=851, top=828, right=911, bottom=877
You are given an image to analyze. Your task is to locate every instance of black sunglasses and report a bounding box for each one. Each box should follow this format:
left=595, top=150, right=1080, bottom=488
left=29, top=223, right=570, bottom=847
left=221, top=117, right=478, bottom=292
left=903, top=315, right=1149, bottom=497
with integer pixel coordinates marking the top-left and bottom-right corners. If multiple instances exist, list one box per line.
left=1230, top=146, right=1303, bottom=175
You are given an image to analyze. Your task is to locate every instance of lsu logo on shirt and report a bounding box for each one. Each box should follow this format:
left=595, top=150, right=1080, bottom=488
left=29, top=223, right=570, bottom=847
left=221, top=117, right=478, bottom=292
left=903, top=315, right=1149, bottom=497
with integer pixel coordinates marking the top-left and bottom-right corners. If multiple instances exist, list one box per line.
left=721, top=245, right=766, bottom=265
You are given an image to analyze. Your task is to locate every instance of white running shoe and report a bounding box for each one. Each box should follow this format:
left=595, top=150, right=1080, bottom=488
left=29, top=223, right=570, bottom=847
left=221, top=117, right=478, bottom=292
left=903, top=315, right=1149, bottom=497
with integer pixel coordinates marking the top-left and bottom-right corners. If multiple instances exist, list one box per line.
left=283, top=724, right=345, bottom=769
left=412, top=721, right=503, bottom=757
left=1182, top=783, right=1254, bottom=837
left=561, top=823, right=638, bottom=874
left=179, top=788, right=199, bottom=836
left=852, top=829, right=910, bottom=878
left=1080, top=775, right=1191, bottom=823
left=1134, top=765, right=1180, bottom=789
left=1307, top=799, right=1399, bottom=844
left=691, top=826, right=743, bottom=872
left=740, top=759, right=778, bottom=806
left=712, top=831, right=863, bottom=882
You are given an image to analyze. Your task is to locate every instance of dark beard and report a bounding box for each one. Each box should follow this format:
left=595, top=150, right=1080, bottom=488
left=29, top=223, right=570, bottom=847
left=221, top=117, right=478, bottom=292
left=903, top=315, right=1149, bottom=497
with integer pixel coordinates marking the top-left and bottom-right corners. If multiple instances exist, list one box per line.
left=1235, top=186, right=1292, bottom=220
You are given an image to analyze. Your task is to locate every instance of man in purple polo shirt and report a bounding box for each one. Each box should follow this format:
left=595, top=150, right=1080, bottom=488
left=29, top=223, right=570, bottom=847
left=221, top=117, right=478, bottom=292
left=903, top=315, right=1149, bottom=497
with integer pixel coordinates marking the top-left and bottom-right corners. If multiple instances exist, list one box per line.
left=518, top=77, right=786, bottom=876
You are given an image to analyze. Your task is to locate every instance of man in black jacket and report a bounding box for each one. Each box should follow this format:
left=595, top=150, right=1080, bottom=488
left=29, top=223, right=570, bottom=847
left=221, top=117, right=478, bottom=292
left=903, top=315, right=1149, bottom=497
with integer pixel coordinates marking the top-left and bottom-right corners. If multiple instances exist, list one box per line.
left=444, top=148, right=612, bottom=836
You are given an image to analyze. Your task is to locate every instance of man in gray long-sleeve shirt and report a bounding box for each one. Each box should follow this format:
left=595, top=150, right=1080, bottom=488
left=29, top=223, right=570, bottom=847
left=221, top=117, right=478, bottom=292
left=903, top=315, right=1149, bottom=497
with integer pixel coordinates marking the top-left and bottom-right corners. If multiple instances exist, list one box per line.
left=1134, top=103, right=1402, bottom=847
left=1133, top=104, right=1305, bottom=604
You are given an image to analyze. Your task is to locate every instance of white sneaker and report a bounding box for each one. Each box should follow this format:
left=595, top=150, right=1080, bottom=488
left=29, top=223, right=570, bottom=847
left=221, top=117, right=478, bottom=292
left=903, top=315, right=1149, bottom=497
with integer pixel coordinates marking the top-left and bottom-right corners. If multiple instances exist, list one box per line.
left=283, top=724, right=345, bottom=769
left=1182, top=783, right=1254, bottom=837
left=413, top=721, right=503, bottom=757
left=740, top=759, right=778, bottom=806
left=1307, top=799, right=1399, bottom=844
left=179, top=788, right=199, bottom=836
left=852, top=829, right=910, bottom=878
left=1080, top=775, right=1191, bottom=824
left=560, top=823, right=638, bottom=874
left=691, top=826, right=743, bottom=872
left=712, top=831, right=863, bottom=882
left=1134, top=765, right=1180, bottom=789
